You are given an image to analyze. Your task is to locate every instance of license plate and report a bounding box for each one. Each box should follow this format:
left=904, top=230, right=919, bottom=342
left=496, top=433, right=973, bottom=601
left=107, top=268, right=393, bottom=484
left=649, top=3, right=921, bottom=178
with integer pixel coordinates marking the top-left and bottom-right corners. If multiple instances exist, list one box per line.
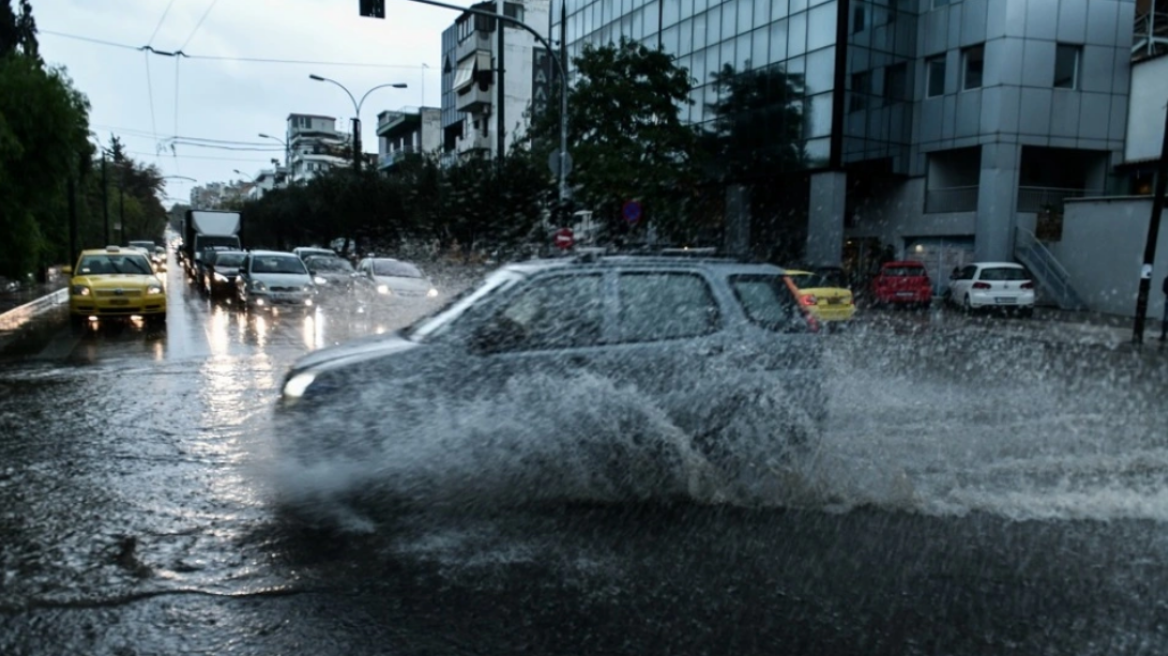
left=109, top=299, right=130, bottom=306
left=995, top=297, right=1015, bottom=304
left=896, top=292, right=914, bottom=297
left=826, top=298, right=842, bottom=305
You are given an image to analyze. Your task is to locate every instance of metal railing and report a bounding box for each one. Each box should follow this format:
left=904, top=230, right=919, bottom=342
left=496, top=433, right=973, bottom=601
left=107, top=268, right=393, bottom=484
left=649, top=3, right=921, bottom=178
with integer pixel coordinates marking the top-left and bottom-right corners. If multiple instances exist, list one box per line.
left=1133, top=10, right=1168, bottom=60
left=924, top=185, right=979, bottom=214
left=1016, top=186, right=1097, bottom=213
left=378, top=145, right=418, bottom=169
left=1014, top=226, right=1086, bottom=310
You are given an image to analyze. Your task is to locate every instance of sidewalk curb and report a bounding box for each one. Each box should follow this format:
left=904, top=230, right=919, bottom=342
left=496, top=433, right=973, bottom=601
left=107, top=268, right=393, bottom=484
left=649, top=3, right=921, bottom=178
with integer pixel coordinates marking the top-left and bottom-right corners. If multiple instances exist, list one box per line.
left=0, top=289, right=68, bottom=332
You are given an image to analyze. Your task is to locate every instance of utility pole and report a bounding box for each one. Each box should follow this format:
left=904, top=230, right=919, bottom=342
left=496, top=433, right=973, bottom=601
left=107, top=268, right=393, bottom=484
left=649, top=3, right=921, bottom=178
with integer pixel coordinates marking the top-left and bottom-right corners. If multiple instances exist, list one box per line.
left=1132, top=101, right=1168, bottom=344
left=118, top=161, right=126, bottom=245
left=101, top=152, right=110, bottom=245
left=352, top=116, right=363, bottom=173
left=496, top=0, right=505, bottom=163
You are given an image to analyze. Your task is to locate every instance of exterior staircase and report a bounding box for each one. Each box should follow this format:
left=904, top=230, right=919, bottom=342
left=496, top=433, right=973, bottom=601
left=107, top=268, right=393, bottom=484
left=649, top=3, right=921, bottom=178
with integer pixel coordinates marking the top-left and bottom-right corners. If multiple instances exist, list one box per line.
left=1014, top=227, right=1087, bottom=310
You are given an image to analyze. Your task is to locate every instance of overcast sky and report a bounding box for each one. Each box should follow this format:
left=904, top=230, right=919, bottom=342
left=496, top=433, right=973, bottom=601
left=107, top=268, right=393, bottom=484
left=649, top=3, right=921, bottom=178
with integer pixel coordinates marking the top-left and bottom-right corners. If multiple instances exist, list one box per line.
left=37, top=0, right=473, bottom=206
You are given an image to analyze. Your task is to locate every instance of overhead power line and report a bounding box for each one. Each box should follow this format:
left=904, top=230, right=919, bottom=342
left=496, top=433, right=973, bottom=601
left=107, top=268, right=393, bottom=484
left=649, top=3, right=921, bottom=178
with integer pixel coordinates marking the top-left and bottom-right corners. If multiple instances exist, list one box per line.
left=179, top=0, right=222, bottom=51
left=147, top=0, right=178, bottom=46
left=40, top=29, right=432, bottom=69
left=127, top=149, right=275, bottom=163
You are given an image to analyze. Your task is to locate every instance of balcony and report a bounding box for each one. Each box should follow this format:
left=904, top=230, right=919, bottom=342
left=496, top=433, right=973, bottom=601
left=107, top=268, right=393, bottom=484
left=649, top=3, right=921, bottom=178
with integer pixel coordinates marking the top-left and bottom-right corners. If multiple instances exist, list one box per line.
left=456, top=84, right=493, bottom=114
left=1016, top=186, right=1097, bottom=213
left=379, top=145, right=417, bottom=170
left=924, top=185, right=979, bottom=214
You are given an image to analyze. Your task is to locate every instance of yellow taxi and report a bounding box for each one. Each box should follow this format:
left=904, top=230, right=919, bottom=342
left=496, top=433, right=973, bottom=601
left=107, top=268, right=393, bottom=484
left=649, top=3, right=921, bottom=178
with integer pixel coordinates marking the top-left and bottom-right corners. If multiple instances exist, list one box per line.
left=65, top=246, right=167, bottom=327
left=783, top=269, right=856, bottom=323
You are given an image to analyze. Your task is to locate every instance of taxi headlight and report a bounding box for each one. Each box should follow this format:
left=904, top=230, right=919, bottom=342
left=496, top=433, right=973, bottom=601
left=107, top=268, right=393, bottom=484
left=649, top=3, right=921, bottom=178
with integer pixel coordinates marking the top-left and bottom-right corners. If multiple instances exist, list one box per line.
left=146, top=284, right=164, bottom=295
left=283, top=372, right=316, bottom=399
left=427, top=288, right=439, bottom=298
left=214, top=272, right=228, bottom=281
left=71, top=285, right=91, bottom=296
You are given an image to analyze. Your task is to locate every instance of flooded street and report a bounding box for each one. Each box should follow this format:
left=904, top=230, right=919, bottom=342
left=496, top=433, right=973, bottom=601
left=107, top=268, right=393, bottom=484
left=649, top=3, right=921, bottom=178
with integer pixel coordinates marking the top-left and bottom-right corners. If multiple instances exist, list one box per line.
left=3, top=260, right=1168, bottom=655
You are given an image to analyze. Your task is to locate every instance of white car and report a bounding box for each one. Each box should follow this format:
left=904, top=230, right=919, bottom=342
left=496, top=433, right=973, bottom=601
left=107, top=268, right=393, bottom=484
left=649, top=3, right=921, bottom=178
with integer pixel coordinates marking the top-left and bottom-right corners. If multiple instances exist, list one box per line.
left=235, top=250, right=316, bottom=313
left=355, top=257, right=438, bottom=303
left=946, top=262, right=1036, bottom=316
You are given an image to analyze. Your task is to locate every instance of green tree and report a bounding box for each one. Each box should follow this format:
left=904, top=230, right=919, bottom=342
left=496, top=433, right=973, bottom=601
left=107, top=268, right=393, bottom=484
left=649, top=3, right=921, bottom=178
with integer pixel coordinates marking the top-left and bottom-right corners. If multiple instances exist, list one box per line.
left=529, top=38, right=700, bottom=243
left=0, top=18, right=91, bottom=278
left=703, top=63, right=812, bottom=263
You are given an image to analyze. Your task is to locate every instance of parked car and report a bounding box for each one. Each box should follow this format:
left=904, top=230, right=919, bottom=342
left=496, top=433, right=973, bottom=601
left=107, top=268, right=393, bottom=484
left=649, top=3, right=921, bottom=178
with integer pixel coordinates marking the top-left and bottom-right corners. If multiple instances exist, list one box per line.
left=946, top=262, right=1035, bottom=316
left=201, top=249, right=247, bottom=299
left=235, top=250, right=316, bottom=313
left=354, top=257, right=439, bottom=304
left=304, top=255, right=357, bottom=298
left=783, top=269, right=856, bottom=324
left=871, top=261, right=933, bottom=308
left=272, top=254, right=827, bottom=513
left=65, top=246, right=167, bottom=328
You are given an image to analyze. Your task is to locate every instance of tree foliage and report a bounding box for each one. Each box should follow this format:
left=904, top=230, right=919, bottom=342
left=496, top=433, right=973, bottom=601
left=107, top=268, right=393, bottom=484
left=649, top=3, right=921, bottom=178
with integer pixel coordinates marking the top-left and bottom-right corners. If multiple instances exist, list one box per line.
left=240, top=149, right=553, bottom=260
left=529, top=38, right=702, bottom=243
left=0, top=0, right=91, bottom=278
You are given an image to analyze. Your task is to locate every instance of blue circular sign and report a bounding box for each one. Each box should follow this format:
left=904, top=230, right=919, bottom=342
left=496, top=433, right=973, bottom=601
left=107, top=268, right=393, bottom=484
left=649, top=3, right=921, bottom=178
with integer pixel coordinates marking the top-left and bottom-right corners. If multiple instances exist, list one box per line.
left=622, top=200, right=642, bottom=224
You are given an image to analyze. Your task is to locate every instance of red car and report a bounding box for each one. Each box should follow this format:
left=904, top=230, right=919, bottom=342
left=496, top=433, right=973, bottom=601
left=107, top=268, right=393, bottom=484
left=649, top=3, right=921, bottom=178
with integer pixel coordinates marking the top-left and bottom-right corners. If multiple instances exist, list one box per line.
left=871, top=261, right=933, bottom=307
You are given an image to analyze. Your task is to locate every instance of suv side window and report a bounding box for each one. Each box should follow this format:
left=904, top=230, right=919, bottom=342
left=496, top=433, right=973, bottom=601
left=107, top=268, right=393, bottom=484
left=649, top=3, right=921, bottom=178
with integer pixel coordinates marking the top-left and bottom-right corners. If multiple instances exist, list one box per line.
left=616, top=272, right=720, bottom=343
left=489, top=274, right=605, bottom=351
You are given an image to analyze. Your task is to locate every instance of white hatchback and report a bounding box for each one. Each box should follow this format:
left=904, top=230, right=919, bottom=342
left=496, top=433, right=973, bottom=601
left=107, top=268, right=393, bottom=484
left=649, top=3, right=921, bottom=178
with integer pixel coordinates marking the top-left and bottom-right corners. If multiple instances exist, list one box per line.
left=946, top=262, right=1036, bottom=316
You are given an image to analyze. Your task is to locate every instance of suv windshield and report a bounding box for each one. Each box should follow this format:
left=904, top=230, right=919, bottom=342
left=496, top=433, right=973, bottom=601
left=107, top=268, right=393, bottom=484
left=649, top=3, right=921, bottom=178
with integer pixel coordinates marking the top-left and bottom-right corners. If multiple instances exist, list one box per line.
left=405, top=270, right=524, bottom=342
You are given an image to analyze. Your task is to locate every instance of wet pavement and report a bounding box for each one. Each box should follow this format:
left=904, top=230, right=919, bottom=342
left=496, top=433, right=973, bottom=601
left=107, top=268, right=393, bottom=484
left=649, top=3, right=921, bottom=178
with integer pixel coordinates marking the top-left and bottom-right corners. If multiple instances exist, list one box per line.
left=3, top=255, right=1168, bottom=655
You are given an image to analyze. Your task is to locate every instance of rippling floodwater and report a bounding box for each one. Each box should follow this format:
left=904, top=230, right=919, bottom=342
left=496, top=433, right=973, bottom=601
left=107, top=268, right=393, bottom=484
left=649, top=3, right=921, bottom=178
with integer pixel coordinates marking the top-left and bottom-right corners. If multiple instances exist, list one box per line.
left=3, top=282, right=1168, bottom=654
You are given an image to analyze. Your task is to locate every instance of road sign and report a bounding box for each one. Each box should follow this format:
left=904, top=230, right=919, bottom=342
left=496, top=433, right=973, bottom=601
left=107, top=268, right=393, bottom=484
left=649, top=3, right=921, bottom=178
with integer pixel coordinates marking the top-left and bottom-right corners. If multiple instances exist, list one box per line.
left=548, top=149, right=573, bottom=177
left=553, top=227, right=575, bottom=250
left=622, top=200, right=642, bottom=225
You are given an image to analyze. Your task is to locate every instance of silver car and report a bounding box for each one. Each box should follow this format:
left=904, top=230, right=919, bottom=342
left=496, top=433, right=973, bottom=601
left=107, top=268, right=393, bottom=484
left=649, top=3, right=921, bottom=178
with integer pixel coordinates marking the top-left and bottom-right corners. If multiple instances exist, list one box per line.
left=273, top=255, right=826, bottom=514
left=235, top=250, right=316, bottom=312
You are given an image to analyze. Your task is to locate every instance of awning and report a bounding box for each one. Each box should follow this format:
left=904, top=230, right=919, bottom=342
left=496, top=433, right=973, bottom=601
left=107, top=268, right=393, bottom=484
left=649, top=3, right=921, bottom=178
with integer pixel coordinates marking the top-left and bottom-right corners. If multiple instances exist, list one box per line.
left=452, top=57, right=475, bottom=91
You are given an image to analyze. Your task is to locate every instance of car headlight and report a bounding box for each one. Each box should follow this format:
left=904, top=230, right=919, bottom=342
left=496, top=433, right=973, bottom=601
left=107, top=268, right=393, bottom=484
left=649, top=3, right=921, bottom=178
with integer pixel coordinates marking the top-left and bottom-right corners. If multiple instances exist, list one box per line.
left=214, top=272, right=228, bottom=281
left=71, top=285, right=91, bottom=296
left=146, top=284, right=164, bottom=295
left=283, top=372, right=316, bottom=399
left=313, top=276, right=327, bottom=285
left=427, top=288, right=439, bottom=298
left=253, top=281, right=267, bottom=292
left=377, top=284, right=390, bottom=295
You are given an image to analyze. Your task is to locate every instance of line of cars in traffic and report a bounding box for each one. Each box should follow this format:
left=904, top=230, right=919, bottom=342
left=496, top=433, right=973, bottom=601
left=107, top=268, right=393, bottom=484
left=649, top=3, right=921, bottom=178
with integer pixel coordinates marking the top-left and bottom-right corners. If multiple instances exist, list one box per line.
left=190, top=245, right=440, bottom=314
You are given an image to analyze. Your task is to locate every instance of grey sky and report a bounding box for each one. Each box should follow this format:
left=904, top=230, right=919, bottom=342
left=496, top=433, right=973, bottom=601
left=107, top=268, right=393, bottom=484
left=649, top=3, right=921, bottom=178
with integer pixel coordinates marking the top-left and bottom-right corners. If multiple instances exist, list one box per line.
left=37, top=0, right=472, bottom=205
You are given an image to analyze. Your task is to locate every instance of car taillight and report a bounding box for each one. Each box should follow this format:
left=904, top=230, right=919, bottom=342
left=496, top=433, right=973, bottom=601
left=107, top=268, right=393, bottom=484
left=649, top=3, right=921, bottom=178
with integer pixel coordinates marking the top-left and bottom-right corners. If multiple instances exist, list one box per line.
left=800, top=294, right=818, bottom=306
left=972, top=282, right=991, bottom=289
left=1021, top=281, right=1034, bottom=289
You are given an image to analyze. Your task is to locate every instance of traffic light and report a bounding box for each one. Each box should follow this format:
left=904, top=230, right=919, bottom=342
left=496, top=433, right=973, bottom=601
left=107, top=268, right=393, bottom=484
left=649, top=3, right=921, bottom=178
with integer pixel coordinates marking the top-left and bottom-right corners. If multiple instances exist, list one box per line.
left=359, top=0, right=385, bottom=18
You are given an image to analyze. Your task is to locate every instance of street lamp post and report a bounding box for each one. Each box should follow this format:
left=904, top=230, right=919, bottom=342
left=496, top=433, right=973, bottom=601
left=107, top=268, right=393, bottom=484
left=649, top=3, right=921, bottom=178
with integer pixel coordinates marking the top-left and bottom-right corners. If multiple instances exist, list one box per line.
left=258, top=133, right=289, bottom=183
left=307, top=75, right=407, bottom=173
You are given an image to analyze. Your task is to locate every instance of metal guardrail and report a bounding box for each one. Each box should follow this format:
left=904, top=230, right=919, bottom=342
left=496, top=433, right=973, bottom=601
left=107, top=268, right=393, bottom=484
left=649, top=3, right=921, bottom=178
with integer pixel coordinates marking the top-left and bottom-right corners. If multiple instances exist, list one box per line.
left=924, top=185, right=979, bottom=213
left=0, top=288, right=68, bottom=332
left=1016, top=186, right=1096, bottom=213
left=1014, top=226, right=1086, bottom=310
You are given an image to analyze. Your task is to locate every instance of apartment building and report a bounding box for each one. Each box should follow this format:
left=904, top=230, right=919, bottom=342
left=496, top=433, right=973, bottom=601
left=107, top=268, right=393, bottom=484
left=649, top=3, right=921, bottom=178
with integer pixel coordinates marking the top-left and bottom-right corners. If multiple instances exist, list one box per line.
left=286, top=113, right=351, bottom=183
left=440, top=0, right=552, bottom=162
left=377, top=106, right=443, bottom=171
left=552, top=0, right=1143, bottom=296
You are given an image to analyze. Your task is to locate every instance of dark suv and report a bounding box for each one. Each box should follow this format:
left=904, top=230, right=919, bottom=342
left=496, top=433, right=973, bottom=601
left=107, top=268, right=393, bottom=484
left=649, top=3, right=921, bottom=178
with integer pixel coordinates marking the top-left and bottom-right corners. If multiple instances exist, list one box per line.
left=272, top=255, right=826, bottom=510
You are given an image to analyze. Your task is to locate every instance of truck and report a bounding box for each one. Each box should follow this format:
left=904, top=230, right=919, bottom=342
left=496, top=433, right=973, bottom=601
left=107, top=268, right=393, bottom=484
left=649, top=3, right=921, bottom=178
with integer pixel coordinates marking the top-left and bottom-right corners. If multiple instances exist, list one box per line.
left=181, top=210, right=243, bottom=281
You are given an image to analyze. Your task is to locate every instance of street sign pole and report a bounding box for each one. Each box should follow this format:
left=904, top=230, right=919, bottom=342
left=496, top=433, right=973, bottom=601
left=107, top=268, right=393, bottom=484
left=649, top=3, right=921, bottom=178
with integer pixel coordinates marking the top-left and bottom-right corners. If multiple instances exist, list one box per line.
left=1132, top=100, right=1168, bottom=344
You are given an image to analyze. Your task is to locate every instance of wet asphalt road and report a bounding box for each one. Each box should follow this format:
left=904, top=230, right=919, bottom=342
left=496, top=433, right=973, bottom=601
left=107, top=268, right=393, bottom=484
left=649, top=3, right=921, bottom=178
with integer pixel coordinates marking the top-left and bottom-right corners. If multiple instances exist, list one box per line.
left=3, top=258, right=1168, bottom=655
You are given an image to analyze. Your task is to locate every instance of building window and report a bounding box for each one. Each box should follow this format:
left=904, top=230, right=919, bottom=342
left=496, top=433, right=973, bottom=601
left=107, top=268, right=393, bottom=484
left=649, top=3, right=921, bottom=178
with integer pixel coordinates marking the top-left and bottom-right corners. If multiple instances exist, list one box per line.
left=884, top=62, right=907, bottom=104
left=962, top=45, right=984, bottom=90
left=1054, top=44, right=1080, bottom=89
left=850, top=71, right=872, bottom=112
left=926, top=56, right=946, bottom=98
left=852, top=5, right=866, bottom=33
